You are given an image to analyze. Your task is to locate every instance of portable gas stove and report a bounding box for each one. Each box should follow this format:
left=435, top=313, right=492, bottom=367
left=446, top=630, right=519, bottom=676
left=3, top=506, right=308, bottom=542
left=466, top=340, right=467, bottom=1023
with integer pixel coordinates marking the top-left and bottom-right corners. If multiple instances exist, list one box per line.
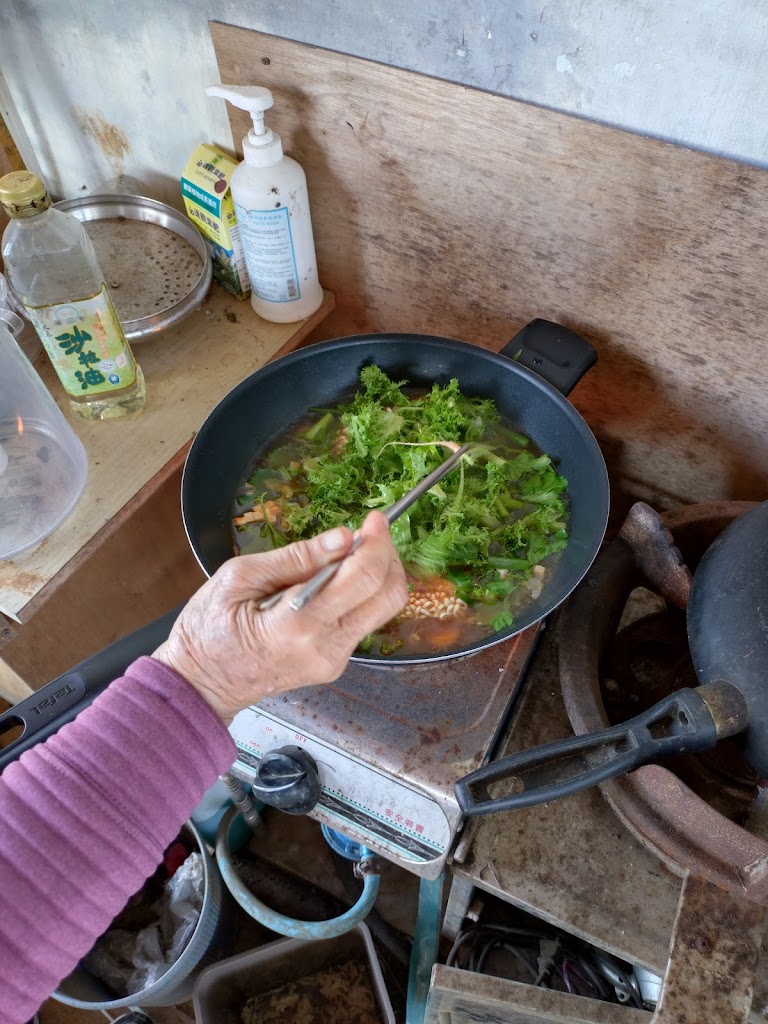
left=227, top=626, right=540, bottom=878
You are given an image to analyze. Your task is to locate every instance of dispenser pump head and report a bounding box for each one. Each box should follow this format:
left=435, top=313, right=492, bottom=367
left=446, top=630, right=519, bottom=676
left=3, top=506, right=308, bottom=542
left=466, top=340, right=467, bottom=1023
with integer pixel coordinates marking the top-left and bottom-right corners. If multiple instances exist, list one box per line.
left=206, top=84, right=284, bottom=166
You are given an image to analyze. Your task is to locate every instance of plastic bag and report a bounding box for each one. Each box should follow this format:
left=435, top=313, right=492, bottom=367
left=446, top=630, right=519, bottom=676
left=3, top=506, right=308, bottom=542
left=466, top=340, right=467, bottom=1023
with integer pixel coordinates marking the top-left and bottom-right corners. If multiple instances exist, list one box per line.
left=84, top=851, right=204, bottom=996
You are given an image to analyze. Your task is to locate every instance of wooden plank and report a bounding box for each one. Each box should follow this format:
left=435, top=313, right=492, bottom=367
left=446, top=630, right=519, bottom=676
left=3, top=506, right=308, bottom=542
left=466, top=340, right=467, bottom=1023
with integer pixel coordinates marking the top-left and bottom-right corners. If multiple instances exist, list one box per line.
left=212, top=24, right=768, bottom=513
left=0, top=611, right=18, bottom=650
left=0, top=656, right=32, bottom=704
left=0, top=461, right=205, bottom=689
left=0, top=285, right=334, bottom=622
left=425, top=965, right=650, bottom=1024
left=654, top=875, right=764, bottom=1024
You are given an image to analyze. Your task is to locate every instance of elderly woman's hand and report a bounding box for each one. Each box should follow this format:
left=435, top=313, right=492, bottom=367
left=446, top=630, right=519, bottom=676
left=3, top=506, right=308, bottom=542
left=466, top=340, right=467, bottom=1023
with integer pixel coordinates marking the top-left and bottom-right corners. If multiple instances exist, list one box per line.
left=152, top=511, right=408, bottom=722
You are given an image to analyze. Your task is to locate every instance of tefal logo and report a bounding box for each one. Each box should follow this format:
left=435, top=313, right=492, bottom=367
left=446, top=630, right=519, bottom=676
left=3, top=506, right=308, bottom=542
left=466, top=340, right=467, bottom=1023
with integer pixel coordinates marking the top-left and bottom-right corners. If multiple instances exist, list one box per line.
left=31, top=684, right=76, bottom=716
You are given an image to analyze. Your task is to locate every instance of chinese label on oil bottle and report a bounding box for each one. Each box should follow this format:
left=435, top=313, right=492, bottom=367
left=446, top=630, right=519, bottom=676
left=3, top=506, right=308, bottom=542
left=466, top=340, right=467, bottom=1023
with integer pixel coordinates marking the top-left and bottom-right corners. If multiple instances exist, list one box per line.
left=26, top=285, right=137, bottom=397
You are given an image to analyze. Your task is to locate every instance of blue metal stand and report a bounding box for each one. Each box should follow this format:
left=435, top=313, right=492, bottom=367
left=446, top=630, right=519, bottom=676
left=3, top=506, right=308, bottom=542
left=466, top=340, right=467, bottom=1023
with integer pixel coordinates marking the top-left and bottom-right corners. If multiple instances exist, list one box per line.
left=406, top=874, right=444, bottom=1024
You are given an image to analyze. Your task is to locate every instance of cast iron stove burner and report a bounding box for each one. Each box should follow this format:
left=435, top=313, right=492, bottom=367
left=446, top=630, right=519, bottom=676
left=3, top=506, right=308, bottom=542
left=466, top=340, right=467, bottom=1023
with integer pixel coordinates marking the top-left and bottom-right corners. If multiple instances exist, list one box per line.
left=601, top=605, right=757, bottom=823
left=559, top=500, right=768, bottom=899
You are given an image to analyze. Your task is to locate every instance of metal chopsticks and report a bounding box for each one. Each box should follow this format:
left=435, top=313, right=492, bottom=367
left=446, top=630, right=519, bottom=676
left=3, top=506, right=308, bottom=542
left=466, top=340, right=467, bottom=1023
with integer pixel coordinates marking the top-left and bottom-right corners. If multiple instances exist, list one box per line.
left=257, top=443, right=471, bottom=613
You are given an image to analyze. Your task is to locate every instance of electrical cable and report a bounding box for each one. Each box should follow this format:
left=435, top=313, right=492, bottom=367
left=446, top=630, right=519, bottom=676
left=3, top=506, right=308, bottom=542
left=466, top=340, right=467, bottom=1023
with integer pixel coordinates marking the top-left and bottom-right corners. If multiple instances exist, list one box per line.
left=474, top=940, right=539, bottom=979
left=445, top=920, right=641, bottom=1008
left=446, top=930, right=476, bottom=968
left=571, top=956, right=612, bottom=1000
left=562, top=957, right=600, bottom=998
left=446, top=924, right=548, bottom=969
left=561, top=959, right=573, bottom=994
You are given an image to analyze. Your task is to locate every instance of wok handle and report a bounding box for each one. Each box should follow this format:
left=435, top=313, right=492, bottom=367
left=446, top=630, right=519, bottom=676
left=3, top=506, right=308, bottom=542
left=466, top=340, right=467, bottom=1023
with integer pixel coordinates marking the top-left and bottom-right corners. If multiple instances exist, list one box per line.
left=0, top=607, right=181, bottom=772
left=454, top=680, right=748, bottom=816
left=501, top=319, right=596, bottom=396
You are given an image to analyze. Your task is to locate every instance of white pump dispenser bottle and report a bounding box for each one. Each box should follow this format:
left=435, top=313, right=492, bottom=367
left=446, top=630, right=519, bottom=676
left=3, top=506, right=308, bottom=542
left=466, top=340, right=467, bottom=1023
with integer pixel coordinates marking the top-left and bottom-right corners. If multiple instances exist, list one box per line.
left=205, top=84, right=323, bottom=323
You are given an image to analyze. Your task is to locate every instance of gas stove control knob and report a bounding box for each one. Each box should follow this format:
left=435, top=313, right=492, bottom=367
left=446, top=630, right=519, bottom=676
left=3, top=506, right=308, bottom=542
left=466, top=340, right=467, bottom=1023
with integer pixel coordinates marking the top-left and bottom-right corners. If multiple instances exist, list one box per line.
left=251, top=745, right=320, bottom=815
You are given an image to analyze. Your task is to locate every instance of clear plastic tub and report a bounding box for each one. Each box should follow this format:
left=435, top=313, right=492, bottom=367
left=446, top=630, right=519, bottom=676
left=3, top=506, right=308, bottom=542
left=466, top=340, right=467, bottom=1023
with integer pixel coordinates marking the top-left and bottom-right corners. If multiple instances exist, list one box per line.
left=193, top=921, right=396, bottom=1024
left=0, top=271, right=42, bottom=363
left=0, top=321, right=87, bottom=560
left=0, top=271, right=24, bottom=339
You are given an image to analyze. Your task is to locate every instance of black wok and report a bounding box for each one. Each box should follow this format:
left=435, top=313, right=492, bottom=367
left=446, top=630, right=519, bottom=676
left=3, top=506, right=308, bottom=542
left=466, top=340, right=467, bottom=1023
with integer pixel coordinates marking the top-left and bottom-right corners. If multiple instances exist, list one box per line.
left=0, top=319, right=608, bottom=764
left=182, top=321, right=608, bottom=664
left=455, top=499, right=768, bottom=817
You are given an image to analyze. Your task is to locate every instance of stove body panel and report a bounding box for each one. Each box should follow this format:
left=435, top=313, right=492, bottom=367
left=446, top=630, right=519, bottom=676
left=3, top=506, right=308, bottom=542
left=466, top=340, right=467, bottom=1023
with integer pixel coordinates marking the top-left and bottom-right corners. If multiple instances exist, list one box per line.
left=229, top=625, right=541, bottom=876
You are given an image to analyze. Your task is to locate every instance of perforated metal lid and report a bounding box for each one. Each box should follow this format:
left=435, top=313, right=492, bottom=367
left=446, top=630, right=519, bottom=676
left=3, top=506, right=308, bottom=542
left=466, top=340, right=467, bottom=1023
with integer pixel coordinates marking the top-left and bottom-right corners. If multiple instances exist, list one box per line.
left=55, top=193, right=212, bottom=341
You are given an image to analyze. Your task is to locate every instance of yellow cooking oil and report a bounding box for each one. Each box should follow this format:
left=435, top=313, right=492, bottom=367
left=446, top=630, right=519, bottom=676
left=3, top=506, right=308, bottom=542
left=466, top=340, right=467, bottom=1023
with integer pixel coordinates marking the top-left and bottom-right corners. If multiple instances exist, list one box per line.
left=0, top=170, right=145, bottom=420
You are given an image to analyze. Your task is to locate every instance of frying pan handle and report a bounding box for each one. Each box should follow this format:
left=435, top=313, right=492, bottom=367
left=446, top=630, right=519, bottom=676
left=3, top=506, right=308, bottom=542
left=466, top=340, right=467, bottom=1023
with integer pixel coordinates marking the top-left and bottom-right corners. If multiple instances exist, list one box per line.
left=0, top=607, right=181, bottom=772
left=454, top=681, right=748, bottom=816
left=501, top=319, right=596, bottom=396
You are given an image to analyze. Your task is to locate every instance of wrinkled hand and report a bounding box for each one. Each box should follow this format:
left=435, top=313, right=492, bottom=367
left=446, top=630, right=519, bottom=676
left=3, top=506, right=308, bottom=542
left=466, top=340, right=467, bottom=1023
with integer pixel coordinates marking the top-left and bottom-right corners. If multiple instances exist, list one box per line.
left=152, top=511, right=408, bottom=722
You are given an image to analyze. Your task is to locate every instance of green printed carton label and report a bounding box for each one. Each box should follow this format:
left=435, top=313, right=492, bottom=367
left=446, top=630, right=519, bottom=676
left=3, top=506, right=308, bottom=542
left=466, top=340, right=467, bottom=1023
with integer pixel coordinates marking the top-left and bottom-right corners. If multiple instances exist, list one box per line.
left=181, top=144, right=250, bottom=300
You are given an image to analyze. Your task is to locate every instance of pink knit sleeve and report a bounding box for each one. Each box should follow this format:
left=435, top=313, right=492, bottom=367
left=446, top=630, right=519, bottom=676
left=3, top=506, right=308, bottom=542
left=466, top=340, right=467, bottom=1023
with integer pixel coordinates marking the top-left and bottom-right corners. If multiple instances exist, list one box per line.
left=0, top=656, right=236, bottom=1024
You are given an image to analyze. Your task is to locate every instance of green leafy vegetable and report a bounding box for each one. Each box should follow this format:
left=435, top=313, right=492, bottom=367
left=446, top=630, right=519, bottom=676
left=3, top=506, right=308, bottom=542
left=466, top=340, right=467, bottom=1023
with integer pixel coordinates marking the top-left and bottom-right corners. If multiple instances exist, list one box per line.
left=235, top=365, right=569, bottom=634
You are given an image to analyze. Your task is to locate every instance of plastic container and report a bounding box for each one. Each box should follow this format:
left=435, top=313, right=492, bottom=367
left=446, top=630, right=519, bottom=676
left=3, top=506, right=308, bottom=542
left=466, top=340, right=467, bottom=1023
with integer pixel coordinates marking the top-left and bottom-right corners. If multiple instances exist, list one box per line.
left=193, top=921, right=396, bottom=1024
left=0, top=270, right=42, bottom=363
left=0, top=170, right=146, bottom=420
left=0, top=321, right=88, bottom=560
left=205, top=84, right=323, bottom=324
left=0, top=271, right=24, bottom=338
left=54, top=821, right=231, bottom=1010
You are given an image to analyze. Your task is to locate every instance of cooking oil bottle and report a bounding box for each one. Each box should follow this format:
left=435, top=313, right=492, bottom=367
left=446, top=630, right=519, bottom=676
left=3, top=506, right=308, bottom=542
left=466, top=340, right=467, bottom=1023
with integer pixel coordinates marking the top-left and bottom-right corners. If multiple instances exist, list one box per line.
left=0, top=170, right=145, bottom=420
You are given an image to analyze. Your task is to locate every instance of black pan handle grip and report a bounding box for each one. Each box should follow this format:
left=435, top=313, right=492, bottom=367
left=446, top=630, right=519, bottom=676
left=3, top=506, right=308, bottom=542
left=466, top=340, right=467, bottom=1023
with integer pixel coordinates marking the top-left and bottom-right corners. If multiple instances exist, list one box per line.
left=0, top=607, right=182, bottom=772
left=454, top=681, right=748, bottom=817
left=500, top=319, right=596, bottom=397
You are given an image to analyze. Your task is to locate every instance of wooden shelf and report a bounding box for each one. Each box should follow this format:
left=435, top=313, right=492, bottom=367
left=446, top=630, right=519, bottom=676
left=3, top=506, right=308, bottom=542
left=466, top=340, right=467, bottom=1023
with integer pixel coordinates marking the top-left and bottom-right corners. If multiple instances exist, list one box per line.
left=0, top=284, right=334, bottom=624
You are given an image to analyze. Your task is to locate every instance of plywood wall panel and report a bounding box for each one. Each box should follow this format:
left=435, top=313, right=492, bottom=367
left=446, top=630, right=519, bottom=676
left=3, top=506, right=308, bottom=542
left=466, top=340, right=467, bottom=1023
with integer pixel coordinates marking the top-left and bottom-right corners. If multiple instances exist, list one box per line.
left=212, top=24, right=768, bottom=509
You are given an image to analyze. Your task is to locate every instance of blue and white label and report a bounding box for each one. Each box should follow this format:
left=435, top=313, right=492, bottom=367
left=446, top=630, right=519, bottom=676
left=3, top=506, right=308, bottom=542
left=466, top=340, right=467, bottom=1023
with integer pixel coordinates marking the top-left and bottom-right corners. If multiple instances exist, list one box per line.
left=234, top=204, right=300, bottom=303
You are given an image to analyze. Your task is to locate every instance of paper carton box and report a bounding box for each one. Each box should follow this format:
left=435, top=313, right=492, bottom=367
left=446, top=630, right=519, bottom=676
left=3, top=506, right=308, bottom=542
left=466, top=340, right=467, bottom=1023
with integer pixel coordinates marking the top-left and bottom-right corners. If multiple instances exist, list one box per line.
left=181, top=144, right=250, bottom=300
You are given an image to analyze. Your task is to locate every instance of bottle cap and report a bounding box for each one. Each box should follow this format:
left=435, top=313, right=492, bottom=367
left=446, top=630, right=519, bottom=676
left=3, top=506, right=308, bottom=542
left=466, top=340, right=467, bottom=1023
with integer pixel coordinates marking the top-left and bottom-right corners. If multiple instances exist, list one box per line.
left=0, top=170, right=51, bottom=218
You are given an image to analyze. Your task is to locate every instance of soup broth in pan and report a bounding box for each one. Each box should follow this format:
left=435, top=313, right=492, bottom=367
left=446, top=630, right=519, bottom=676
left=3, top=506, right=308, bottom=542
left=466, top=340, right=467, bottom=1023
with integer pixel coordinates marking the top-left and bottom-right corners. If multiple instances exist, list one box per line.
left=232, top=365, right=569, bottom=657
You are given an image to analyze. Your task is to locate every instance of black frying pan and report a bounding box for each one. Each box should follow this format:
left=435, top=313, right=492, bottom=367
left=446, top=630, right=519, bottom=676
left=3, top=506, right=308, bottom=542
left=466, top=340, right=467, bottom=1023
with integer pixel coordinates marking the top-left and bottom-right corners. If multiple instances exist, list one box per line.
left=455, top=500, right=767, bottom=817
left=0, top=319, right=608, bottom=765
left=182, top=322, right=608, bottom=664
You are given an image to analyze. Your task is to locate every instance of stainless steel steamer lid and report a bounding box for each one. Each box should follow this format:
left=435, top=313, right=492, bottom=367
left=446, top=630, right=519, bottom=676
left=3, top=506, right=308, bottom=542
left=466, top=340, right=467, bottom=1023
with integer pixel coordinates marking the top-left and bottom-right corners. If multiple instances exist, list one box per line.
left=54, top=193, right=212, bottom=342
